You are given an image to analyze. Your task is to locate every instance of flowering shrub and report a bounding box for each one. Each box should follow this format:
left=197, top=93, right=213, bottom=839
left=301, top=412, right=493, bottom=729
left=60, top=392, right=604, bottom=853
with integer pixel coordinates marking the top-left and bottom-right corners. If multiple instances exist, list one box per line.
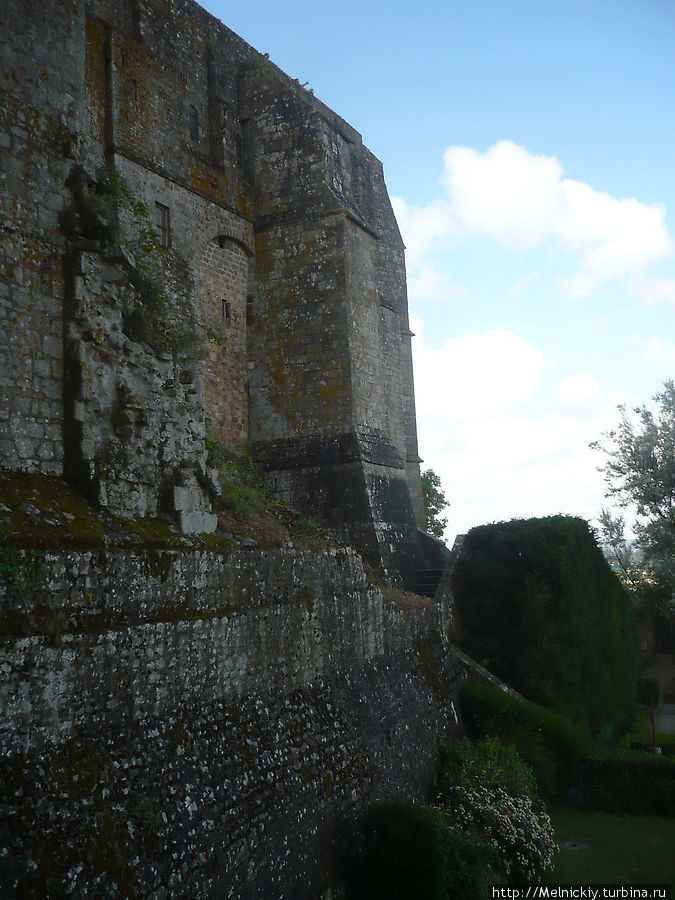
left=439, top=786, right=557, bottom=883
left=439, top=736, right=537, bottom=798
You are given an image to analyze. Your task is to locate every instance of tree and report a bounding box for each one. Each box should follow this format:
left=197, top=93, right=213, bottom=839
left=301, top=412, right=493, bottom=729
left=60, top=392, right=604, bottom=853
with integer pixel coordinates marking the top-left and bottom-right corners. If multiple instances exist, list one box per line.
left=591, top=380, right=675, bottom=615
left=421, top=468, right=449, bottom=538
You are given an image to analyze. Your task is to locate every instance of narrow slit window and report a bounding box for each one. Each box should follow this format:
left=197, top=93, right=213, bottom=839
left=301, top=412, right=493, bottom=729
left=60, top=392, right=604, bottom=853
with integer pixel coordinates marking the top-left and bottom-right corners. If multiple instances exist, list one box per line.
left=155, top=202, right=170, bottom=248
left=221, top=298, right=231, bottom=320
left=189, top=105, right=199, bottom=142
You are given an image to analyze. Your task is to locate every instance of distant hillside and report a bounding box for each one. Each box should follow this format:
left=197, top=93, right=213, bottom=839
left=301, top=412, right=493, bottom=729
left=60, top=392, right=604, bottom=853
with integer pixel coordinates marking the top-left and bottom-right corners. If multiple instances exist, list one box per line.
left=451, top=516, right=639, bottom=737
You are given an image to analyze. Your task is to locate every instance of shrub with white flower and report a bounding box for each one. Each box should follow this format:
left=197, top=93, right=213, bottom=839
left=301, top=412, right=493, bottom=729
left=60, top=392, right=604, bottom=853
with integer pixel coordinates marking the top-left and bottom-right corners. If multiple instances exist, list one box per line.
left=439, top=786, right=557, bottom=883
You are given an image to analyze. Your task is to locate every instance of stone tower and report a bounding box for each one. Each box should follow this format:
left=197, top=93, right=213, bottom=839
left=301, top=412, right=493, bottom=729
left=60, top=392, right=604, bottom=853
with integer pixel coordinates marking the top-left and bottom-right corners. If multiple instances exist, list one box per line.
left=0, top=0, right=427, bottom=583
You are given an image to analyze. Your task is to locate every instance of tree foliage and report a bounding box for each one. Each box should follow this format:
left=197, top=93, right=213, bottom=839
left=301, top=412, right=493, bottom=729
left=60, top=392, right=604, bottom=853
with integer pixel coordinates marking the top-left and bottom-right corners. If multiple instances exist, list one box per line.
left=421, top=468, right=449, bottom=537
left=591, top=380, right=675, bottom=612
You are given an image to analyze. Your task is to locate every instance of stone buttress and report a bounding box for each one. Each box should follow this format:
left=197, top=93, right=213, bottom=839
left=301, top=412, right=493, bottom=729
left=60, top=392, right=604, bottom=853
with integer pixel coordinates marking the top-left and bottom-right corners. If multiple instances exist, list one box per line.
left=1, top=0, right=427, bottom=581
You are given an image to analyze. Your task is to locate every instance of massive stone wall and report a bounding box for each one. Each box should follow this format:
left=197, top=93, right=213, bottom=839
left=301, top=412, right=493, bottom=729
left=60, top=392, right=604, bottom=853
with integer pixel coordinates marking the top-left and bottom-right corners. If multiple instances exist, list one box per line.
left=1, top=0, right=426, bottom=579
left=0, top=545, right=468, bottom=897
left=0, top=0, right=87, bottom=475
left=0, top=4, right=466, bottom=894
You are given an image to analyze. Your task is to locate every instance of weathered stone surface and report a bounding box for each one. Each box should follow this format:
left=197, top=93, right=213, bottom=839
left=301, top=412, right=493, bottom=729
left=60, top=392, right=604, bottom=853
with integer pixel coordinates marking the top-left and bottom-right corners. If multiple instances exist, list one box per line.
left=0, top=0, right=459, bottom=894
left=0, top=547, right=471, bottom=897
left=1, top=0, right=426, bottom=578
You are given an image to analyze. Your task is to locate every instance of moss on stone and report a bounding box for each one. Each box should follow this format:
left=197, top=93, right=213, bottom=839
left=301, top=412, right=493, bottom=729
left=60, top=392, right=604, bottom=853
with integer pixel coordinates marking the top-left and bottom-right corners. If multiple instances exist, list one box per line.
left=0, top=469, right=235, bottom=555
left=0, top=469, right=108, bottom=550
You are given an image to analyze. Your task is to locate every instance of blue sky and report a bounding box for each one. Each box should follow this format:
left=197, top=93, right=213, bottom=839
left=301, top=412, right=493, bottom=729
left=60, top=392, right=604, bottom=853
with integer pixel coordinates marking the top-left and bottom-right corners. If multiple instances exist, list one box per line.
left=203, top=0, right=674, bottom=540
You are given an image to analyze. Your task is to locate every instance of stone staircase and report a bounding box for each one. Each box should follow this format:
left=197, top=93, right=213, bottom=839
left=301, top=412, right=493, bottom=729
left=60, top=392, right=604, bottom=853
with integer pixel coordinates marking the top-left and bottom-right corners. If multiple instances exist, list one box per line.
left=413, top=566, right=446, bottom=598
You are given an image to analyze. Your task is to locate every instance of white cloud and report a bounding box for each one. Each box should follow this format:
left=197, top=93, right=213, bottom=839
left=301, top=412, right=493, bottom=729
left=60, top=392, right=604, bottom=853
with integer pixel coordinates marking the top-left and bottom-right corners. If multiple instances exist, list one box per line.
left=441, top=141, right=566, bottom=249
left=411, top=324, right=622, bottom=539
left=644, top=336, right=675, bottom=364
left=412, top=327, right=550, bottom=419
left=556, top=373, right=599, bottom=413
left=395, top=140, right=674, bottom=302
left=391, top=195, right=457, bottom=262
left=627, top=273, right=675, bottom=305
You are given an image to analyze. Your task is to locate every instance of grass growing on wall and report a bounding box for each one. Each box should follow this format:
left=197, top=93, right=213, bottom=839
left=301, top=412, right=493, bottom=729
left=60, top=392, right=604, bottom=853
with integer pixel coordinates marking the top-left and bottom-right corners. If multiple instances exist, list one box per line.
left=451, top=516, right=639, bottom=738
left=204, top=438, right=338, bottom=551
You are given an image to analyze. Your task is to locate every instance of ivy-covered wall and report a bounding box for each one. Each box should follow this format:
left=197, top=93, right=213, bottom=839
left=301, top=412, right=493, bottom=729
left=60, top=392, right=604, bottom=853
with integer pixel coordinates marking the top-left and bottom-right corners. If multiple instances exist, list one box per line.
left=451, top=516, right=639, bottom=737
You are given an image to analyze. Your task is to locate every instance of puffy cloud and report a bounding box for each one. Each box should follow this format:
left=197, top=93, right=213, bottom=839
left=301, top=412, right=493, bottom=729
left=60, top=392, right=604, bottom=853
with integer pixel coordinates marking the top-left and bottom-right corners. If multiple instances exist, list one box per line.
left=441, top=141, right=566, bottom=249
left=395, top=140, right=674, bottom=302
left=411, top=325, right=619, bottom=539
left=556, top=373, right=600, bottom=413
left=412, top=327, right=550, bottom=419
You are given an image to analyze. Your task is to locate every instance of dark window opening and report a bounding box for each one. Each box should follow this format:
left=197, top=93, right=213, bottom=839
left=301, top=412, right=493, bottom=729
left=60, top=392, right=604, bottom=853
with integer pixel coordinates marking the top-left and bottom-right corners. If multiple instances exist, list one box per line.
left=221, top=298, right=231, bottom=320
left=235, top=132, right=243, bottom=169
left=154, top=202, right=170, bottom=248
left=217, top=235, right=226, bottom=249
left=189, top=105, right=199, bottom=142
left=131, top=79, right=138, bottom=101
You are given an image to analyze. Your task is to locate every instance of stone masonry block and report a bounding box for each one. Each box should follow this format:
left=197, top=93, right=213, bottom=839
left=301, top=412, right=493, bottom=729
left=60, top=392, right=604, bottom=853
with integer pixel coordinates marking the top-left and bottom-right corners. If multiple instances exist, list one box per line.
left=177, top=509, right=218, bottom=534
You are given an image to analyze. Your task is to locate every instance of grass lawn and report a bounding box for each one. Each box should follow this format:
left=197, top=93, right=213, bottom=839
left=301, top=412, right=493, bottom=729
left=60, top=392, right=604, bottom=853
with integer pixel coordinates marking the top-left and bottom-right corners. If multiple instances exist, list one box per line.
left=546, top=807, right=675, bottom=886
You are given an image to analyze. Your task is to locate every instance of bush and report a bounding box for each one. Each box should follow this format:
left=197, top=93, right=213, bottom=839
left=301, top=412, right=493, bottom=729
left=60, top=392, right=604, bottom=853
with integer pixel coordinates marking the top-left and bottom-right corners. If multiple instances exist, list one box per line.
left=623, top=732, right=675, bottom=754
left=438, top=786, right=557, bottom=883
left=459, top=677, right=589, bottom=800
left=439, top=826, right=495, bottom=900
left=438, top=736, right=537, bottom=799
left=451, top=516, right=639, bottom=737
left=344, top=800, right=448, bottom=900
left=578, top=748, right=675, bottom=815
left=344, top=799, right=495, bottom=900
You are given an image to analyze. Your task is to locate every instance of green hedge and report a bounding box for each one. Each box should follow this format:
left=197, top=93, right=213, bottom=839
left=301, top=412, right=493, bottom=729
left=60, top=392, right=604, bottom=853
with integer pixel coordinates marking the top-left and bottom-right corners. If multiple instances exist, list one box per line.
left=459, top=677, right=675, bottom=815
left=578, top=748, right=675, bottom=815
left=438, top=736, right=537, bottom=798
left=343, top=799, right=493, bottom=900
left=623, top=734, right=675, bottom=754
left=451, top=516, right=639, bottom=737
left=458, top=676, right=588, bottom=800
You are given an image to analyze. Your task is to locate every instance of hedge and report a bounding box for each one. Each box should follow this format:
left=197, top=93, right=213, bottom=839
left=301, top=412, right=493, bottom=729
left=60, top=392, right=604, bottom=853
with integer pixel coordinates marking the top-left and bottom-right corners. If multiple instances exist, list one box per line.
left=458, top=676, right=588, bottom=800
left=451, top=516, right=639, bottom=737
left=459, top=676, right=675, bottom=815
left=578, top=748, right=675, bottom=815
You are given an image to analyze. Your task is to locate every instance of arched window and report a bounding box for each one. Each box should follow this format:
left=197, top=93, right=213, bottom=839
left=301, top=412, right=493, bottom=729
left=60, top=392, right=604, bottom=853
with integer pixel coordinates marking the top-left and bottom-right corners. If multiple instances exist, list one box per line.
left=189, top=105, right=199, bottom=142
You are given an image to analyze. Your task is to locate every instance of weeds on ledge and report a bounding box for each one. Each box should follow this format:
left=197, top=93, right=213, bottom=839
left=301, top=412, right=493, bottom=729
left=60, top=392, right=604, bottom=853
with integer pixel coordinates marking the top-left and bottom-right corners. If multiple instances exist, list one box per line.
left=95, top=166, right=200, bottom=360
left=204, top=437, right=337, bottom=550
left=0, top=527, right=43, bottom=596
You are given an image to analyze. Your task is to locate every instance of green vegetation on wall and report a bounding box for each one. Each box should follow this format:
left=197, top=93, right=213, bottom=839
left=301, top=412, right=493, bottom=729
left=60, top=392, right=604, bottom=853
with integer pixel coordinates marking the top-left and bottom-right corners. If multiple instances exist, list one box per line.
left=203, top=438, right=335, bottom=551
left=451, top=516, right=639, bottom=737
left=458, top=676, right=589, bottom=801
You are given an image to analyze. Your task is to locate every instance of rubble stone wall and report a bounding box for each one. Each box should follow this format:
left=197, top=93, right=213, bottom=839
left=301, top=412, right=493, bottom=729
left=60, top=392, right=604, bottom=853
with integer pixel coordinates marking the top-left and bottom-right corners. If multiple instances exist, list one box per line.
left=2, top=0, right=425, bottom=573
left=0, top=546, right=467, bottom=898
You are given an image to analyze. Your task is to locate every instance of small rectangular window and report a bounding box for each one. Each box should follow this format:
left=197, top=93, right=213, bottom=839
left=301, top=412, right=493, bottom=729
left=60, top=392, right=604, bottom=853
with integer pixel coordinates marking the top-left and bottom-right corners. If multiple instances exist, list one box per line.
left=221, top=298, right=231, bottom=320
left=155, top=202, right=170, bottom=248
left=189, top=105, right=199, bottom=142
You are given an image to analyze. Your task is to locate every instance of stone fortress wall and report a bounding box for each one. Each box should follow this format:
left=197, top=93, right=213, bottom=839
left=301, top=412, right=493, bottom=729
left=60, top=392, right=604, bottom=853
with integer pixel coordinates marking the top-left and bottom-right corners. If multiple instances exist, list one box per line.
left=0, top=2, right=473, bottom=896
left=0, top=542, right=476, bottom=897
left=1, top=0, right=426, bottom=583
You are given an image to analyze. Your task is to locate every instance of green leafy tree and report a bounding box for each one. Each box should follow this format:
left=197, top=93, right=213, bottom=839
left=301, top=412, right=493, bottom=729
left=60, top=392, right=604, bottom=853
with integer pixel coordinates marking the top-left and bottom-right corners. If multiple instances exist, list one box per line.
left=591, top=380, right=675, bottom=617
left=421, top=467, right=449, bottom=537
